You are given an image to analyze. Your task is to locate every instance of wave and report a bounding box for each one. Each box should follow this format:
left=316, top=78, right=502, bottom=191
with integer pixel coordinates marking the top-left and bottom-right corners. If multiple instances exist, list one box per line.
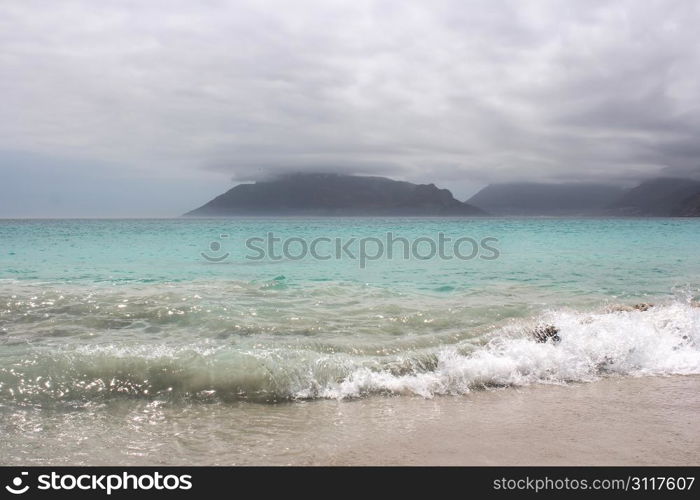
left=1, top=301, right=699, bottom=403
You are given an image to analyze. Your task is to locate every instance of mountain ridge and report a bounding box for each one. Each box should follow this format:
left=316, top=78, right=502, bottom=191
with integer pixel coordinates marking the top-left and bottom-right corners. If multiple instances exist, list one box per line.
left=466, top=182, right=625, bottom=215
left=608, top=177, right=700, bottom=216
left=467, top=177, right=700, bottom=216
left=185, top=173, right=486, bottom=216
left=186, top=173, right=700, bottom=217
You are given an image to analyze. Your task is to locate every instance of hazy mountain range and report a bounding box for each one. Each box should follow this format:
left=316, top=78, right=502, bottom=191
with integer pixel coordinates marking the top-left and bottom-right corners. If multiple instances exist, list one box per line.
left=608, top=178, right=700, bottom=216
left=186, top=174, right=700, bottom=217
left=467, top=177, right=700, bottom=216
left=466, top=183, right=626, bottom=216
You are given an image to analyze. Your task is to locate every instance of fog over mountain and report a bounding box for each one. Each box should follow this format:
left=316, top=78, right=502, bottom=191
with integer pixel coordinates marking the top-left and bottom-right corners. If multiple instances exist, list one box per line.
left=2, top=1, right=700, bottom=216
left=609, top=177, right=700, bottom=216
left=676, top=192, right=700, bottom=217
left=466, top=183, right=626, bottom=215
left=466, top=177, right=700, bottom=216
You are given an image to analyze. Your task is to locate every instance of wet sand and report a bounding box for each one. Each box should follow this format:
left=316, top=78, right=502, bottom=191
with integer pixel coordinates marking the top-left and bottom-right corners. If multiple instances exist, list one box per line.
left=2, top=375, right=698, bottom=465
left=325, top=375, right=700, bottom=465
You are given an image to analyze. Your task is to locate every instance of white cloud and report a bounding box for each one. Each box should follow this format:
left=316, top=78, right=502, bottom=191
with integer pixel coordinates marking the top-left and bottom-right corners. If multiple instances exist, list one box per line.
left=1, top=0, right=699, bottom=211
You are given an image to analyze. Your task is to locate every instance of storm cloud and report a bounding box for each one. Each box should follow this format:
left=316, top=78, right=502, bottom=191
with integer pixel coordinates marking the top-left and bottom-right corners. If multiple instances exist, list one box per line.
left=1, top=0, right=700, bottom=214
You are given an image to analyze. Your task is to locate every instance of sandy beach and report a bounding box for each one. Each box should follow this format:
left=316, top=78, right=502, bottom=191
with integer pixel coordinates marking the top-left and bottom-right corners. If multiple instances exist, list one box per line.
left=3, top=375, right=698, bottom=466
left=325, top=375, right=700, bottom=466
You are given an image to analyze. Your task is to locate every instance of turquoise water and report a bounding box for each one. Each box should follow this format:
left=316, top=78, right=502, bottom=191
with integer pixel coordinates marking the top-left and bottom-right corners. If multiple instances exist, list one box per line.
left=3, top=217, right=699, bottom=295
left=1, top=217, right=699, bottom=405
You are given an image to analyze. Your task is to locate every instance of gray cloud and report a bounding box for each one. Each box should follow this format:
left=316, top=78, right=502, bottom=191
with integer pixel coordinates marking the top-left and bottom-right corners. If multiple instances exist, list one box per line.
left=1, top=0, right=700, bottom=212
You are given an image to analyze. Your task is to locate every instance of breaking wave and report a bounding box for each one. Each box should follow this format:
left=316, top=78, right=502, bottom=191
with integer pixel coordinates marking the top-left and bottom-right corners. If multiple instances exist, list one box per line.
left=2, top=300, right=699, bottom=403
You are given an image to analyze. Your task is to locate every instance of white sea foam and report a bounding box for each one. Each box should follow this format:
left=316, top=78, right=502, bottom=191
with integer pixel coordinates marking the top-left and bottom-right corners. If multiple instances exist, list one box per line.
left=2, top=301, right=698, bottom=402
left=311, top=301, right=700, bottom=399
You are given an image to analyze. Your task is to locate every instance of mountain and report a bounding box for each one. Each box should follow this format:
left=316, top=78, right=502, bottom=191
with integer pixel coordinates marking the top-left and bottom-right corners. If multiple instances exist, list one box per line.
left=609, top=177, right=700, bottom=216
left=466, top=183, right=626, bottom=215
left=185, top=173, right=486, bottom=216
left=676, top=192, right=700, bottom=217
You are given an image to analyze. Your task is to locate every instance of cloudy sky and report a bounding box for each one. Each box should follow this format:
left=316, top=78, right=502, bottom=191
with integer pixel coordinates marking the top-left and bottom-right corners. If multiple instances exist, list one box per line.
left=1, top=0, right=699, bottom=216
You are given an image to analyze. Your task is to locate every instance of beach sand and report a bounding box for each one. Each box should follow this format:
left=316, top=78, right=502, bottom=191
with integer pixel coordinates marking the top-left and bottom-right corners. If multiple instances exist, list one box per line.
left=2, top=375, right=698, bottom=465
left=323, top=375, right=700, bottom=466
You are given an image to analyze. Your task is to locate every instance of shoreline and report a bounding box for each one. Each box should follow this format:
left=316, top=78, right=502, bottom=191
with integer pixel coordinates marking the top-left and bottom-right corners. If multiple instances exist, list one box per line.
left=324, top=375, right=700, bottom=466
left=2, top=375, right=698, bottom=466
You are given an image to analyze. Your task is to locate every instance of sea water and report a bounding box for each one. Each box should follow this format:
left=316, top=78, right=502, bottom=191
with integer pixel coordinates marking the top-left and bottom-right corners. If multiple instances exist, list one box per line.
left=1, top=218, right=699, bottom=463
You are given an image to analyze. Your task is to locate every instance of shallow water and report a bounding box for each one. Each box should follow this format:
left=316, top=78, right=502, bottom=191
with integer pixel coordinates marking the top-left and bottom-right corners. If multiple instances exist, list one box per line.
left=1, top=217, right=699, bottom=463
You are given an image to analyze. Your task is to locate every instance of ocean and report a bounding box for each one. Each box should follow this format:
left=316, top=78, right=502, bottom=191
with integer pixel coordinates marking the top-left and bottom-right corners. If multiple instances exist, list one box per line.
left=1, top=217, right=699, bottom=464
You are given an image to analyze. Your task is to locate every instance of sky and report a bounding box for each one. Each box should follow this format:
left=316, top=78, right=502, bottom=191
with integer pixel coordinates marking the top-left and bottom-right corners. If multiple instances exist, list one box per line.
left=1, top=0, right=700, bottom=216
